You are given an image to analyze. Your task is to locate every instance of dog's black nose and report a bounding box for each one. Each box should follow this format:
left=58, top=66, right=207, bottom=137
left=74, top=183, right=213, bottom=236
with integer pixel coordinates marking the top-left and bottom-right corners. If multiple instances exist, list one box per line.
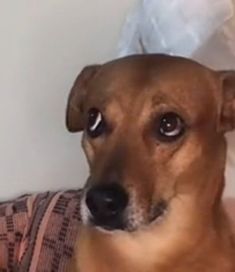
left=86, top=183, right=128, bottom=229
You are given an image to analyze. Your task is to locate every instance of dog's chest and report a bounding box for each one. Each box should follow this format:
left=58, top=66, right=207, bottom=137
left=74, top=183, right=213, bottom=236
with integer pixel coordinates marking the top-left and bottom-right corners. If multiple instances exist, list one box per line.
left=77, top=228, right=235, bottom=272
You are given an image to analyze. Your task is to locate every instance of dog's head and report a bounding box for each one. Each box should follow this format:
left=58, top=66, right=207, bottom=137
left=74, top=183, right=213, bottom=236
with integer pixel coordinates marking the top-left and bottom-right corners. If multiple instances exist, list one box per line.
left=66, top=55, right=235, bottom=232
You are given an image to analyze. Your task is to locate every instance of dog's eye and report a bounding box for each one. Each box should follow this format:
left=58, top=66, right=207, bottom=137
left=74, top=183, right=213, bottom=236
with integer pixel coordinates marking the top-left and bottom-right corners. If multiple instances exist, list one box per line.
left=156, top=112, right=185, bottom=141
left=87, top=108, right=106, bottom=138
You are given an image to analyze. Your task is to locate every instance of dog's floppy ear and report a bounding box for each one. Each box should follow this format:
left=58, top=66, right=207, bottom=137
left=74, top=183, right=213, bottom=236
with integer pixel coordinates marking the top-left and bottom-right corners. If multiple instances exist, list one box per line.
left=219, top=70, right=235, bottom=132
left=66, top=65, right=100, bottom=132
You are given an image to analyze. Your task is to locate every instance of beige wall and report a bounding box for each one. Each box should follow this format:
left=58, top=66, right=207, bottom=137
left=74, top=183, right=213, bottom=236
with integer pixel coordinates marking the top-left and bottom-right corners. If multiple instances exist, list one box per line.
left=0, top=0, right=234, bottom=200
left=0, top=0, right=136, bottom=199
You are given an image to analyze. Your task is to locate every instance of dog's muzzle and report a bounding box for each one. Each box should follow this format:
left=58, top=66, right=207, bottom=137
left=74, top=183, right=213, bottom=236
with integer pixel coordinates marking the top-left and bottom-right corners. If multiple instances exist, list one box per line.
left=81, top=183, right=168, bottom=232
left=85, top=183, right=128, bottom=231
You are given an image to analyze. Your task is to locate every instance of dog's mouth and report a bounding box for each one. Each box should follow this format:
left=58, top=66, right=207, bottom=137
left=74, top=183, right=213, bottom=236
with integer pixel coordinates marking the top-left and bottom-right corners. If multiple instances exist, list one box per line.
left=149, top=200, right=168, bottom=224
left=124, top=199, right=168, bottom=232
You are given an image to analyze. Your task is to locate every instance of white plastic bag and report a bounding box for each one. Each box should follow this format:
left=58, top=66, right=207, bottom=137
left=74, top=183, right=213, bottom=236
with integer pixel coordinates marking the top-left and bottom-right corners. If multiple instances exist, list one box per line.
left=118, top=0, right=233, bottom=57
left=117, top=0, right=235, bottom=196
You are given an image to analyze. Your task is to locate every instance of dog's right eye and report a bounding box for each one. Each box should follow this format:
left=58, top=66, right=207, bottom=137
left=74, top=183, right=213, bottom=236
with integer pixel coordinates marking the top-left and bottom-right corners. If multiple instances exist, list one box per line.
left=87, top=108, right=106, bottom=138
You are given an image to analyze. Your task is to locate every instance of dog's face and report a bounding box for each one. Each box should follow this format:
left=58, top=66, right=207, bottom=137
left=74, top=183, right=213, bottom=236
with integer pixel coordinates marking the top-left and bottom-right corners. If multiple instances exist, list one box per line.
left=66, top=55, right=235, bottom=232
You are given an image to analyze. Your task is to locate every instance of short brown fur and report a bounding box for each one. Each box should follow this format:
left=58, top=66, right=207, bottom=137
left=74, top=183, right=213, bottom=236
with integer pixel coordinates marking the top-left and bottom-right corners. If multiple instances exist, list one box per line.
left=67, top=55, right=235, bottom=272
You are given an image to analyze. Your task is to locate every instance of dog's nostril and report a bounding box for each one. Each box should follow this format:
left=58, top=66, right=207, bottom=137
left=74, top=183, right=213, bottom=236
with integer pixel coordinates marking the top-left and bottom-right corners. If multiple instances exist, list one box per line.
left=86, top=183, right=128, bottom=220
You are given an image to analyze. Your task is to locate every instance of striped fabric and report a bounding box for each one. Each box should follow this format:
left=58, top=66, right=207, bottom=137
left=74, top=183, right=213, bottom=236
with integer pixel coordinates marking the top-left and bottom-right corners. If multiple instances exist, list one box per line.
left=0, top=190, right=82, bottom=272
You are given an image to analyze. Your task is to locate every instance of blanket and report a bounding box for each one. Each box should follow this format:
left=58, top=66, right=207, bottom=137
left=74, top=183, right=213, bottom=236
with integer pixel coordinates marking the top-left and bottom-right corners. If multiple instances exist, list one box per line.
left=0, top=190, right=82, bottom=272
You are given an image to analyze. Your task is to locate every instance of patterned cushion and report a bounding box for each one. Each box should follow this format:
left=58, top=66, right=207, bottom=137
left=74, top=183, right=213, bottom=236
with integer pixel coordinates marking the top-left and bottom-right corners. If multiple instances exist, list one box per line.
left=0, top=190, right=82, bottom=272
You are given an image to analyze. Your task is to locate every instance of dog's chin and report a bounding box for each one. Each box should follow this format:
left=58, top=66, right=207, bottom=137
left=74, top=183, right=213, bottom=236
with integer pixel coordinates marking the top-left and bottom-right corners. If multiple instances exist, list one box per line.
left=90, top=216, right=126, bottom=232
left=88, top=212, right=166, bottom=234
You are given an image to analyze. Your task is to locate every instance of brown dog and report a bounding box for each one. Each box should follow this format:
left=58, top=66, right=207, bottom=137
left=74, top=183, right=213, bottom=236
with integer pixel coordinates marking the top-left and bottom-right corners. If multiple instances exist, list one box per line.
left=66, top=54, right=235, bottom=272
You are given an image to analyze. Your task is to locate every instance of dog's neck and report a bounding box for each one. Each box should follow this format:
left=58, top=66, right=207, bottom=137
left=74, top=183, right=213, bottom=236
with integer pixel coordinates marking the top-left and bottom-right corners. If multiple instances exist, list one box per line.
left=77, top=194, right=235, bottom=272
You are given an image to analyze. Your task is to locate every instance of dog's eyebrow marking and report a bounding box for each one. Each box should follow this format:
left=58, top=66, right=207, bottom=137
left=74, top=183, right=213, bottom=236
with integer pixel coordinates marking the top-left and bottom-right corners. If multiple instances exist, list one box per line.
left=90, top=112, right=102, bottom=131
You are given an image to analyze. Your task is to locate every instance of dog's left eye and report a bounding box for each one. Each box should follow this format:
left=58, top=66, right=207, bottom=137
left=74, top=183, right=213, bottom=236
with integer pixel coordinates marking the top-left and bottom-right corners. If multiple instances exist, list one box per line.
left=156, top=112, right=185, bottom=141
left=87, top=108, right=106, bottom=138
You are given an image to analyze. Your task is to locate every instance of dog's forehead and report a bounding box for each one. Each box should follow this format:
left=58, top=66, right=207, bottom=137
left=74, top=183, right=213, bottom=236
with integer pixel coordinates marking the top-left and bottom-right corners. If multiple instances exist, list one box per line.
left=88, top=55, right=218, bottom=115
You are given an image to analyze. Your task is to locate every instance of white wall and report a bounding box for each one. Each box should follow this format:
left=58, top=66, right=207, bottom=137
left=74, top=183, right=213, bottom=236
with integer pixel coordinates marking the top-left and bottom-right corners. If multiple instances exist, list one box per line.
left=0, top=0, right=136, bottom=200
